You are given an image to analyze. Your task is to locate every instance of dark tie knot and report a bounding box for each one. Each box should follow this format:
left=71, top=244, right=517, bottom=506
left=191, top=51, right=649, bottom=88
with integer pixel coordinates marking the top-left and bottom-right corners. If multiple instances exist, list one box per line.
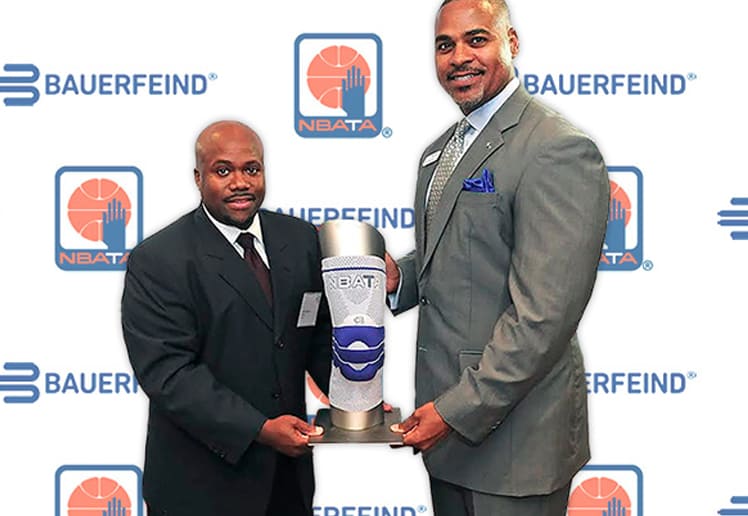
left=236, top=232, right=255, bottom=250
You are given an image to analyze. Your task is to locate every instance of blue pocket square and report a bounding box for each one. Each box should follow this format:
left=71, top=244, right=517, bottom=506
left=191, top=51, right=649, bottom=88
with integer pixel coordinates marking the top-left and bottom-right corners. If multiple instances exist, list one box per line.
left=463, top=168, right=495, bottom=192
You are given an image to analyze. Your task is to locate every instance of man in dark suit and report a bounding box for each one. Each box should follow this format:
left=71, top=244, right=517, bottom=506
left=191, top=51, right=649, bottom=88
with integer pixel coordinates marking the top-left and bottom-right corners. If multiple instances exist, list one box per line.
left=386, top=1, right=610, bottom=515
left=121, top=120, right=332, bottom=516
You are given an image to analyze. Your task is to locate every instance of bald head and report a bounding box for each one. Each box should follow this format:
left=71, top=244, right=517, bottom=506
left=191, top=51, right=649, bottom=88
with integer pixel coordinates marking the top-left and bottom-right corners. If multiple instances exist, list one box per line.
left=439, top=0, right=512, bottom=28
left=195, top=120, right=263, bottom=170
left=193, top=119, right=266, bottom=229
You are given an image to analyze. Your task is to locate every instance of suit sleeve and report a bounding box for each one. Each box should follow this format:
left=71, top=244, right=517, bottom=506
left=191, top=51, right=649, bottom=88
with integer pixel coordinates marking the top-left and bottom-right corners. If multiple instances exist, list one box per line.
left=434, top=131, right=610, bottom=445
left=121, top=247, right=266, bottom=465
left=391, top=250, right=419, bottom=315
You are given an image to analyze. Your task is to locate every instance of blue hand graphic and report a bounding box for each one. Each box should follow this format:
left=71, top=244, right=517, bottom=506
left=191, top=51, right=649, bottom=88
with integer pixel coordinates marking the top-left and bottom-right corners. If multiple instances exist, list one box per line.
left=102, top=199, right=127, bottom=250
left=602, top=496, right=626, bottom=516
left=102, top=496, right=127, bottom=516
left=341, top=65, right=365, bottom=119
left=604, top=198, right=626, bottom=252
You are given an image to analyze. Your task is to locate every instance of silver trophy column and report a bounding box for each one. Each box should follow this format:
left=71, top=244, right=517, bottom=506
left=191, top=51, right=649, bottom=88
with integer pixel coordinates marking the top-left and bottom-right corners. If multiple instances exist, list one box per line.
left=311, top=220, right=401, bottom=444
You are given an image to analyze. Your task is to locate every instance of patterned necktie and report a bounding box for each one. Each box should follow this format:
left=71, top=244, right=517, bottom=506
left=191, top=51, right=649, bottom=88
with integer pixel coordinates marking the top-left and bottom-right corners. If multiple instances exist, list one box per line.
left=236, top=232, right=273, bottom=304
left=425, top=118, right=471, bottom=234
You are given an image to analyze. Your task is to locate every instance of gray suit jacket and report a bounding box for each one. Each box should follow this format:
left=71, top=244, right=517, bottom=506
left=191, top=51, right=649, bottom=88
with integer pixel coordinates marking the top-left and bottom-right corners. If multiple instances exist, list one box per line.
left=394, top=86, right=609, bottom=496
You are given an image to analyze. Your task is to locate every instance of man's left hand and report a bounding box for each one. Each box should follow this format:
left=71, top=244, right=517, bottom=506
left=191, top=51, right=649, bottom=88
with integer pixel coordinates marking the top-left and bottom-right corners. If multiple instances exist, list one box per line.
left=391, top=401, right=450, bottom=451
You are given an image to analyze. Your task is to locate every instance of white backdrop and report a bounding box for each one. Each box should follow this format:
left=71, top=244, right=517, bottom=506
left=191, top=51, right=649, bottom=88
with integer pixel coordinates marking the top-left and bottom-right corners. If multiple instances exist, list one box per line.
left=1, top=1, right=746, bottom=515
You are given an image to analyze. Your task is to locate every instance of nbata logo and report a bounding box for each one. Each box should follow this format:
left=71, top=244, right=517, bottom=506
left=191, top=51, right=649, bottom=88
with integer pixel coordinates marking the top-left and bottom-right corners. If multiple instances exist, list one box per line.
left=568, top=465, right=643, bottom=516
left=56, top=465, right=143, bottom=516
left=295, top=34, right=383, bottom=138
left=55, top=166, right=143, bottom=271
left=0, top=63, right=213, bottom=107
left=0, top=361, right=139, bottom=404
left=600, top=167, right=647, bottom=271
left=717, top=197, right=748, bottom=240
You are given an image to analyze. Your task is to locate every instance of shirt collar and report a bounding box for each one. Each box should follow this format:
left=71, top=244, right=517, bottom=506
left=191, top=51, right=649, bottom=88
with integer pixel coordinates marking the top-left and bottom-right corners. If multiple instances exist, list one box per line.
left=201, top=204, right=265, bottom=247
left=466, top=77, right=520, bottom=134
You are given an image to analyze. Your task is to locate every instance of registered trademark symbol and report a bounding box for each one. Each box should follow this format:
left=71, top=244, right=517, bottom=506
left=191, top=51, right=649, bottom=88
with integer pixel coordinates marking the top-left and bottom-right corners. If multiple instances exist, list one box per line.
left=687, top=73, right=697, bottom=80
left=208, top=73, right=218, bottom=80
left=382, top=127, right=393, bottom=138
left=687, top=371, right=697, bottom=380
left=642, top=260, right=653, bottom=271
left=417, top=506, right=428, bottom=513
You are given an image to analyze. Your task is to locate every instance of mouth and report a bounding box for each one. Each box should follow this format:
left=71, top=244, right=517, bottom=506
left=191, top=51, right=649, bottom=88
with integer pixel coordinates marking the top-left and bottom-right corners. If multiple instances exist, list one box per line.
left=225, top=194, right=256, bottom=210
left=447, top=69, right=484, bottom=87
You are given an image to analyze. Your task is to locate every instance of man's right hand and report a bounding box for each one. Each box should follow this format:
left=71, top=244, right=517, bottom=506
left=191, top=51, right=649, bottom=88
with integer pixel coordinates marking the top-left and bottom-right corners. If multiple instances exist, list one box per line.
left=384, top=252, right=400, bottom=294
left=257, top=415, right=323, bottom=457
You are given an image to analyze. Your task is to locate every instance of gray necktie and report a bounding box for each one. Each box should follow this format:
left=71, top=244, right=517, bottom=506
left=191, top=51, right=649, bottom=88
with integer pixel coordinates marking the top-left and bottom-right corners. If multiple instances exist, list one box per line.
left=425, top=118, right=471, bottom=234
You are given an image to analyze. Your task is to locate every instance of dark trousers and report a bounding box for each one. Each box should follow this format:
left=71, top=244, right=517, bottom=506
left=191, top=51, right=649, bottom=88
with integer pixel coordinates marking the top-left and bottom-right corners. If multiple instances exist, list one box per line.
left=430, top=477, right=571, bottom=516
left=146, top=454, right=308, bottom=516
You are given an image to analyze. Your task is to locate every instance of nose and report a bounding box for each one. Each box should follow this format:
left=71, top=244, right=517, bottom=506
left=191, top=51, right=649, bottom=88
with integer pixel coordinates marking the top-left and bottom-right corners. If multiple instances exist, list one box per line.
left=229, top=170, right=252, bottom=190
left=451, top=42, right=473, bottom=66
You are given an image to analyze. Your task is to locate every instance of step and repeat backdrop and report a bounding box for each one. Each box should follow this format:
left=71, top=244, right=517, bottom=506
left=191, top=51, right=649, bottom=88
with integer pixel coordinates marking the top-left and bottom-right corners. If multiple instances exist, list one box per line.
left=1, top=0, right=745, bottom=514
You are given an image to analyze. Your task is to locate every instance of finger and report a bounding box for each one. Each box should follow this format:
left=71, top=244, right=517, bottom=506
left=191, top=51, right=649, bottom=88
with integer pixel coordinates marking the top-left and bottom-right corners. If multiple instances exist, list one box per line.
left=383, top=401, right=393, bottom=412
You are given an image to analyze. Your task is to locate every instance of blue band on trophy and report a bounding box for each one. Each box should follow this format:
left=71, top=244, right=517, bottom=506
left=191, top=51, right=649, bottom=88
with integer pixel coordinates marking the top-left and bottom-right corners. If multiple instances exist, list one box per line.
left=332, top=348, right=385, bottom=382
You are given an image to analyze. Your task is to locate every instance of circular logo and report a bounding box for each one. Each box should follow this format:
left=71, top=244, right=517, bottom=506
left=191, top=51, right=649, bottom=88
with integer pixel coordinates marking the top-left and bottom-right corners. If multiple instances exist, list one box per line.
left=568, top=476, right=631, bottom=516
left=67, top=476, right=132, bottom=516
left=67, top=178, right=131, bottom=242
left=609, top=179, right=632, bottom=226
left=306, top=45, right=371, bottom=109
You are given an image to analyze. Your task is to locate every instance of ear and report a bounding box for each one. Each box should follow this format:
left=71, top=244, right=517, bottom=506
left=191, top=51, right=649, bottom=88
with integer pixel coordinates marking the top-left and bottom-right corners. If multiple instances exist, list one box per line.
left=193, top=168, right=201, bottom=188
left=508, top=27, right=519, bottom=58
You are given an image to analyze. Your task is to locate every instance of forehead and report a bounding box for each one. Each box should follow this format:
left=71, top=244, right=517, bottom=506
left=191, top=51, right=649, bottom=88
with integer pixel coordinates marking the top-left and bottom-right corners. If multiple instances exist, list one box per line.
left=436, top=0, right=498, bottom=35
left=200, top=126, right=263, bottom=162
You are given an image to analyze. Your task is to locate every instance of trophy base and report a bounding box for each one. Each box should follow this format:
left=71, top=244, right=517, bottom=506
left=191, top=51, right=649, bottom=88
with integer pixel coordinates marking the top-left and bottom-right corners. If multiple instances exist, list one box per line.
left=309, top=408, right=404, bottom=445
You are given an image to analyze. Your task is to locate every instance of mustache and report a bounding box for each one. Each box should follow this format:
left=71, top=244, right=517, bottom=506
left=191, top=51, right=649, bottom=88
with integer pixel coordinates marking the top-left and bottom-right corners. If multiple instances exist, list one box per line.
left=224, top=193, right=256, bottom=202
left=447, top=65, right=485, bottom=79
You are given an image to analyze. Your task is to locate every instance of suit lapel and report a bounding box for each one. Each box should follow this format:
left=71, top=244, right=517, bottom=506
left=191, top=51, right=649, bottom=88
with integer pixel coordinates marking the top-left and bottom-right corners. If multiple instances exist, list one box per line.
left=260, top=211, right=293, bottom=341
left=420, top=87, right=532, bottom=279
left=194, top=208, right=273, bottom=330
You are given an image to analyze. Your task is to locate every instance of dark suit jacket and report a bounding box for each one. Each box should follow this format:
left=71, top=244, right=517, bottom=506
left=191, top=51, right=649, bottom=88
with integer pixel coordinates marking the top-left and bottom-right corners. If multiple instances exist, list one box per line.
left=121, top=207, right=331, bottom=515
left=395, top=86, right=609, bottom=496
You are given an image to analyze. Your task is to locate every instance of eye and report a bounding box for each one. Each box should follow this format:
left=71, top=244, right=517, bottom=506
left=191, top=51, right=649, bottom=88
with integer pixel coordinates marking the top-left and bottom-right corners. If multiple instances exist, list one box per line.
left=469, top=36, right=488, bottom=46
left=245, top=164, right=262, bottom=175
left=216, top=166, right=230, bottom=177
left=436, top=40, right=454, bottom=53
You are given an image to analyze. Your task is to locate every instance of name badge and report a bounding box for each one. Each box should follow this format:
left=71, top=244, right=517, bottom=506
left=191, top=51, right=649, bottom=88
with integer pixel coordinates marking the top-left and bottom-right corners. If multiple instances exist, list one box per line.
left=422, top=150, right=441, bottom=167
left=297, top=292, right=322, bottom=327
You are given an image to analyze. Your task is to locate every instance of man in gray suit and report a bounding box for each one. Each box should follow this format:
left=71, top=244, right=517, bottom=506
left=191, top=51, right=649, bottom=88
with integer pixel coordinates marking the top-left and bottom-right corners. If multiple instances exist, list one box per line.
left=385, top=0, right=610, bottom=514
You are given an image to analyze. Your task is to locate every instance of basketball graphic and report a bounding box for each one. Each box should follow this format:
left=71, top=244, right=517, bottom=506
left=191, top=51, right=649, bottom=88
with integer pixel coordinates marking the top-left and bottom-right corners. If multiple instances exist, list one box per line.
left=609, top=179, right=632, bottom=226
left=306, top=45, right=371, bottom=109
left=567, top=476, right=631, bottom=516
left=67, top=178, right=131, bottom=242
left=67, top=476, right=132, bottom=516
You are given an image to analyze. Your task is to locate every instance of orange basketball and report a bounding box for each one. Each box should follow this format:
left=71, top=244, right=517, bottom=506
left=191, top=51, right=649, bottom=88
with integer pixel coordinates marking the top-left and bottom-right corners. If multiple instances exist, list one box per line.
left=306, top=45, right=371, bottom=109
left=567, top=476, right=631, bottom=515
left=67, top=178, right=131, bottom=242
left=67, top=476, right=132, bottom=516
left=609, top=179, right=632, bottom=226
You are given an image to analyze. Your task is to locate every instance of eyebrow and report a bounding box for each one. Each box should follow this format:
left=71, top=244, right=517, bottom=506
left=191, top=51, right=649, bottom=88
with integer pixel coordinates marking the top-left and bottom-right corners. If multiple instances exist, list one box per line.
left=436, top=27, right=491, bottom=43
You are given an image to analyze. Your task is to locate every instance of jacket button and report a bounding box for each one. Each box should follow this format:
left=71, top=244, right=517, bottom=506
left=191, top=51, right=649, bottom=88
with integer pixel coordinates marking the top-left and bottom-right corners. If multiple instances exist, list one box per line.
left=419, top=296, right=429, bottom=306
left=277, top=340, right=285, bottom=349
left=272, top=392, right=281, bottom=399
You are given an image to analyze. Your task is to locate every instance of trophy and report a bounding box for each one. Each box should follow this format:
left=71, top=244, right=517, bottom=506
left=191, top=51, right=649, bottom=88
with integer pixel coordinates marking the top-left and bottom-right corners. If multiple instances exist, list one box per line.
left=309, top=220, right=402, bottom=444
